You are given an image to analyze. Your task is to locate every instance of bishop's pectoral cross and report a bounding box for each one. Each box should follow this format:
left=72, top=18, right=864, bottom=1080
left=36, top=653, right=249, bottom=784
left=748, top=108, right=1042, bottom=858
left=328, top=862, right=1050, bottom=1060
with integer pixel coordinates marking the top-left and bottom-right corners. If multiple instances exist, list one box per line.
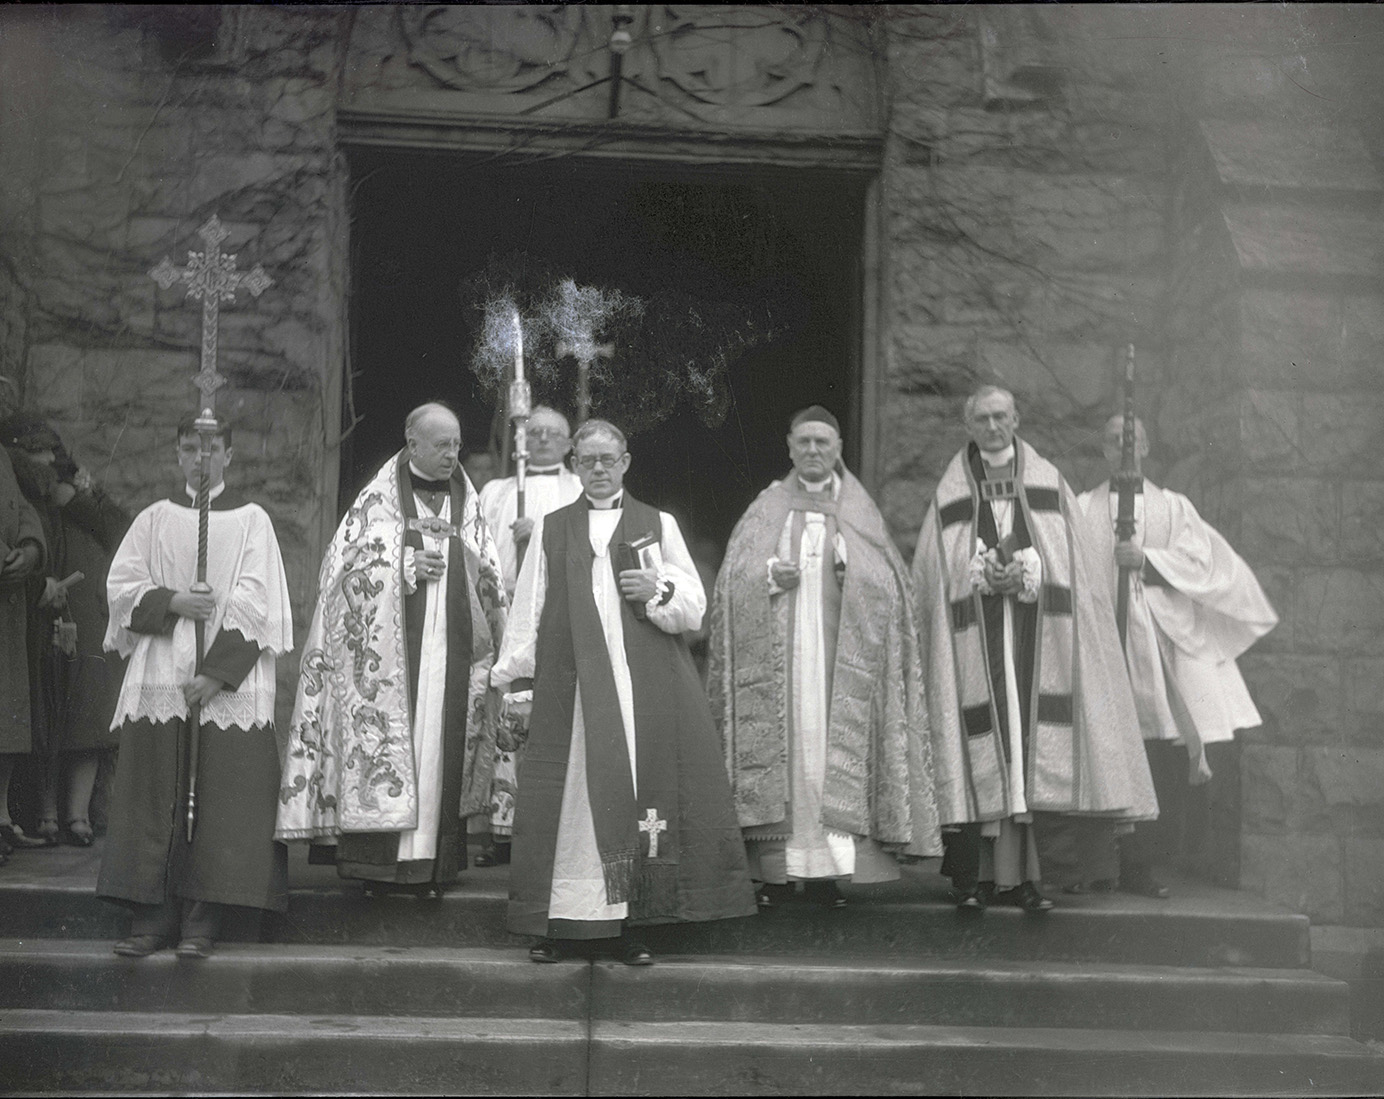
left=639, top=807, right=668, bottom=858
left=149, top=214, right=273, bottom=842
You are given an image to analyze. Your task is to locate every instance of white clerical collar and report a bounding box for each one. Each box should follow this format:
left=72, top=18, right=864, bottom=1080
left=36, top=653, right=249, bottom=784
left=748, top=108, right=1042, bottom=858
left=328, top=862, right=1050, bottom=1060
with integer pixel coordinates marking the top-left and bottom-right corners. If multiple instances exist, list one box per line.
left=981, top=444, right=1015, bottom=468
left=797, top=473, right=833, bottom=494
left=185, top=481, right=226, bottom=502
left=586, top=492, right=623, bottom=510
left=529, top=463, right=565, bottom=474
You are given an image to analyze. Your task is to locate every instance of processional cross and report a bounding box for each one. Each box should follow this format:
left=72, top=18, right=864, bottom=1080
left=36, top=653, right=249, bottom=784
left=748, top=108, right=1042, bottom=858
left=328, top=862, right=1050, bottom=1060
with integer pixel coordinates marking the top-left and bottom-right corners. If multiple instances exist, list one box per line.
left=149, top=214, right=274, bottom=840
left=639, top=807, right=668, bottom=858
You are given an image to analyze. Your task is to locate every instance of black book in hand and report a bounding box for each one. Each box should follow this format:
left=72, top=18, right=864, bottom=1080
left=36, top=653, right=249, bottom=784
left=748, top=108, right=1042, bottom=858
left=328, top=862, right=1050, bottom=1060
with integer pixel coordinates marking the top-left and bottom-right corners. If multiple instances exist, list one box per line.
left=615, top=542, right=647, bottom=620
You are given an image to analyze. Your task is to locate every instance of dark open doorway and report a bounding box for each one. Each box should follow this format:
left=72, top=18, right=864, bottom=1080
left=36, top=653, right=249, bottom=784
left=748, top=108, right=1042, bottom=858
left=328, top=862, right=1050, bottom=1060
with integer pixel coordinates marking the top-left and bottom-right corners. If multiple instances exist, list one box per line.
left=343, top=149, right=867, bottom=552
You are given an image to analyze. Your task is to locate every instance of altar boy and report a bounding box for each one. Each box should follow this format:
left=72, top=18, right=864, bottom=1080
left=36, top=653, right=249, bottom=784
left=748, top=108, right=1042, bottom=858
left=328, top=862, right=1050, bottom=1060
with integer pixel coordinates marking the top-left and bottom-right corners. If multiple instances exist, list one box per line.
left=98, top=418, right=293, bottom=959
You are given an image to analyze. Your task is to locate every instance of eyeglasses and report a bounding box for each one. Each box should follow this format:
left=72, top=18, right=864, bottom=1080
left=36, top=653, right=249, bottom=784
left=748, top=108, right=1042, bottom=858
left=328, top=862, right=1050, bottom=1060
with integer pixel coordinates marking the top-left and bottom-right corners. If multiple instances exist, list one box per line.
left=527, top=427, right=569, bottom=440
left=575, top=453, right=625, bottom=471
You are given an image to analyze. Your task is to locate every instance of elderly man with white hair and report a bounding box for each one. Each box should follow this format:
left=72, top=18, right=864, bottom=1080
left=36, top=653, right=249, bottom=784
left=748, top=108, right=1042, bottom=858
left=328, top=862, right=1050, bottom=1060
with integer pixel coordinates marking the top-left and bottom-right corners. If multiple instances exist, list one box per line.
left=710, top=405, right=940, bottom=912
left=911, top=386, right=1156, bottom=913
left=277, top=403, right=508, bottom=896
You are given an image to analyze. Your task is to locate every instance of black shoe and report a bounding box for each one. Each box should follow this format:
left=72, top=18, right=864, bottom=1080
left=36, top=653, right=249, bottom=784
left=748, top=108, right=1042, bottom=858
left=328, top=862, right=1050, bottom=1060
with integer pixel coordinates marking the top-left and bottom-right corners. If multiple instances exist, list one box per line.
left=956, top=881, right=994, bottom=912
left=1063, top=878, right=1117, bottom=896
left=175, top=936, right=215, bottom=960
left=529, top=939, right=563, bottom=964
left=1119, top=873, right=1171, bottom=899
left=803, top=880, right=848, bottom=909
left=755, top=882, right=795, bottom=909
left=475, top=843, right=511, bottom=868
left=1012, top=881, right=1054, bottom=912
left=114, top=934, right=172, bottom=958
left=62, top=819, right=94, bottom=848
left=0, top=823, right=48, bottom=851
left=621, top=940, right=654, bottom=966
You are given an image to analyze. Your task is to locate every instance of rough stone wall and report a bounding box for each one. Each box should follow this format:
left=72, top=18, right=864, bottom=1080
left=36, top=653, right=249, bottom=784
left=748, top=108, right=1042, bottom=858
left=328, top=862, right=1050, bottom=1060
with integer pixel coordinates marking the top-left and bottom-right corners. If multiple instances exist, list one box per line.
left=1, top=6, right=350, bottom=727
left=878, top=6, right=1175, bottom=553
left=1160, top=6, right=1384, bottom=926
left=877, top=4, right=1384, bottom=925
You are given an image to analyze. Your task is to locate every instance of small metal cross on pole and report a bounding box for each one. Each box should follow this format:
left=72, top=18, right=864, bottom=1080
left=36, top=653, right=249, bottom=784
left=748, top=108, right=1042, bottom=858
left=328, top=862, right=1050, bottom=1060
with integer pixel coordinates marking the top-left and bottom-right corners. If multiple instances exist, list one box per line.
left=150, top=214, right=273, bottom=841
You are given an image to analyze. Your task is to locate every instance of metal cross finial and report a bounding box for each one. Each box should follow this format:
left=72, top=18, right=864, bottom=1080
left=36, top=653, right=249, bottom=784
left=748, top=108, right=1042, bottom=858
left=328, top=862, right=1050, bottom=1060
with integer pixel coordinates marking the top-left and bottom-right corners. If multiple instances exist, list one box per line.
left=639, top=807, right=668, bottom=858
left=150, top=214, right=274, bottom=407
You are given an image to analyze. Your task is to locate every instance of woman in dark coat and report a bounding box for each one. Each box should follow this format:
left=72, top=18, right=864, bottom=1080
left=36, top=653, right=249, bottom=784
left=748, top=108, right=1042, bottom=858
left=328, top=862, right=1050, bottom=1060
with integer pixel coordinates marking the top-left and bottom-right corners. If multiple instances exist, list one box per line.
left=2, top=415, right=128, bottom=846
left=0, top=437, right=46, bottom=863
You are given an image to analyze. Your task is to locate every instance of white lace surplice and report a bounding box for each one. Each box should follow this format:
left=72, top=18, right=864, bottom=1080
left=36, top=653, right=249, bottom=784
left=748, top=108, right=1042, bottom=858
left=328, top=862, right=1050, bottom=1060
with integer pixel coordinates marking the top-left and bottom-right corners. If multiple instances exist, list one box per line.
left=104, top=497, right=293, bottom=733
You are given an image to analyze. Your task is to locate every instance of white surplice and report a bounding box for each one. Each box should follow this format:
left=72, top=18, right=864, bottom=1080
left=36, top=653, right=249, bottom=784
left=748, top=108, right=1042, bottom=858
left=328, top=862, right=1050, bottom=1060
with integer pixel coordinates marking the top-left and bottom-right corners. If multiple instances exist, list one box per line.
left=105, top=486, right=294, bottom=733
left=1078, top=480, right=1276, bottom=757
left=491, top=497, right=704, bottom=922
left=759, top=474, right=897, bottom=883
left=766, top=477, right=856, bottom=879
left=478, top=467, right=584, bottom=596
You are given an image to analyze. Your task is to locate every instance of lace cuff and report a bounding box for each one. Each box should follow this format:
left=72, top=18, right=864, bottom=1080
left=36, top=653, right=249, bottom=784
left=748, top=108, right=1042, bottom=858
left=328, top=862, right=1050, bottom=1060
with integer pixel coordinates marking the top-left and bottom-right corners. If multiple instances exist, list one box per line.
left=1014, top=547, right=1041, bottom=604
left=968, top=544, right=994, bottom=596
left=766, top=555, right=785, bottom=595
left=403, top=545, right=418, bottom=595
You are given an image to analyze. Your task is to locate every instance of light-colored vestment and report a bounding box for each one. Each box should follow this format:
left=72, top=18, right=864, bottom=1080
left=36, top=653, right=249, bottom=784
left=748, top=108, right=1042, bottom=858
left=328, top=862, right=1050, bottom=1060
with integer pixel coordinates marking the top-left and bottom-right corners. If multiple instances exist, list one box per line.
left=479, top=466, right=583, bottom=596
left=478, top=466, right=582, bottom=837
left=710, top=467, right=940, bottom=881
left=105, top=488, right=293, bottom=733
left=277, top=452, right=506, bottom=886
left=1077, top=480, right=1277, bottom=771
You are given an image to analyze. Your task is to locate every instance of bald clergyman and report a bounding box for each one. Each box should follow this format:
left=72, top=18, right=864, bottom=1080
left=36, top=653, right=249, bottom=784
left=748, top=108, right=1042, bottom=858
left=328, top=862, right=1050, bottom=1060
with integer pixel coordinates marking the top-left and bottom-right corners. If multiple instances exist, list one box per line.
left=709, top=405, right=941, bottom=911
left=277, top=403, right=508, bottom=895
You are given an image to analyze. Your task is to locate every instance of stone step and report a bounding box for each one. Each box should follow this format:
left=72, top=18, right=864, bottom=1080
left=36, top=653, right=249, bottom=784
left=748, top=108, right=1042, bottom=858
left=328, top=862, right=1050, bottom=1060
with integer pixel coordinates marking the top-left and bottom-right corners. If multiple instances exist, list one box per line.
left=7, top=1009, right=1379, bottom=1097
left=0, top=941, right=586, bottom=1020
left=0, top=940, right=1348, bottom=1035
left=587, top=1020, right=1384, bottom=1097
left=0, top=1010, right=587, bottom=1096
left=0, top=874, right=1312, bottom=970
left=590, top=954, right=1350, bottom=1035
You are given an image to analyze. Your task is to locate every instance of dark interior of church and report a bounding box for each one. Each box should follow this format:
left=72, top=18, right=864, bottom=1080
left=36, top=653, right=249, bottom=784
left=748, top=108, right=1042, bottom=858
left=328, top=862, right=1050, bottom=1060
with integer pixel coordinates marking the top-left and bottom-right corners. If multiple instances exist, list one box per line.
left=344, top=147, right=866, bottom=552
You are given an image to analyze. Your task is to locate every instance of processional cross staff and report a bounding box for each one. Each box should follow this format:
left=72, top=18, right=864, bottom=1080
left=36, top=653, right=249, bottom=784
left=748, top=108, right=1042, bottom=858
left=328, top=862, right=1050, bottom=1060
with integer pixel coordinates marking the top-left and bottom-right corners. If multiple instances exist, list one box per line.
left=150, top=214, right=273, bottom=840
left=509, top=309, right=532, bottom=566
left=1114, top=342, right=1139, bottom=650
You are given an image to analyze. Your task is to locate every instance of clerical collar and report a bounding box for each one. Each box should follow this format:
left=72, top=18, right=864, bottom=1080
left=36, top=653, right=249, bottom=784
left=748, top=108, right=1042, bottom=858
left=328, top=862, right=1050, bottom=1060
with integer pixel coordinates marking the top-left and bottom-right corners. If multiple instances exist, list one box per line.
left=184, top=481, right=226, bottom=503
left=586, top=492, right=623, bottom=510
left=408, top=463, right=451, bottom=494
left=528, top=464, right=564, bottom=477
left=981, top=444, right=1015, bottom=468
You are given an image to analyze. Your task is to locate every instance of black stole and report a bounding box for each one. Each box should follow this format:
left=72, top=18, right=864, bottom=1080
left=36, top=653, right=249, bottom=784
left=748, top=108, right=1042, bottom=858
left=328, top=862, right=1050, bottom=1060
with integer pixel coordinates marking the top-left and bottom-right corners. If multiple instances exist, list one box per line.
left=968, top=442, right=1038, bottom=760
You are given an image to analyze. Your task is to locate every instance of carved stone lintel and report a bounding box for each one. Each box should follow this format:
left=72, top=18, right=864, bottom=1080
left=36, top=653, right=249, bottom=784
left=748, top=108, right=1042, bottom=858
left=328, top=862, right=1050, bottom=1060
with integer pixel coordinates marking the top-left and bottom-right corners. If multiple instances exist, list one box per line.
left=375, top=4, right=875, bottom=132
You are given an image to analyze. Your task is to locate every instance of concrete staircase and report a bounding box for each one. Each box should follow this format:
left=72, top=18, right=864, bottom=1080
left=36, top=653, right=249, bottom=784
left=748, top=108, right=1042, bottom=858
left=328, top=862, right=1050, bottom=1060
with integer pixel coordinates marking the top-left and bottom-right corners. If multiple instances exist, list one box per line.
left=2, top=844, right=1382, bottom=1095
